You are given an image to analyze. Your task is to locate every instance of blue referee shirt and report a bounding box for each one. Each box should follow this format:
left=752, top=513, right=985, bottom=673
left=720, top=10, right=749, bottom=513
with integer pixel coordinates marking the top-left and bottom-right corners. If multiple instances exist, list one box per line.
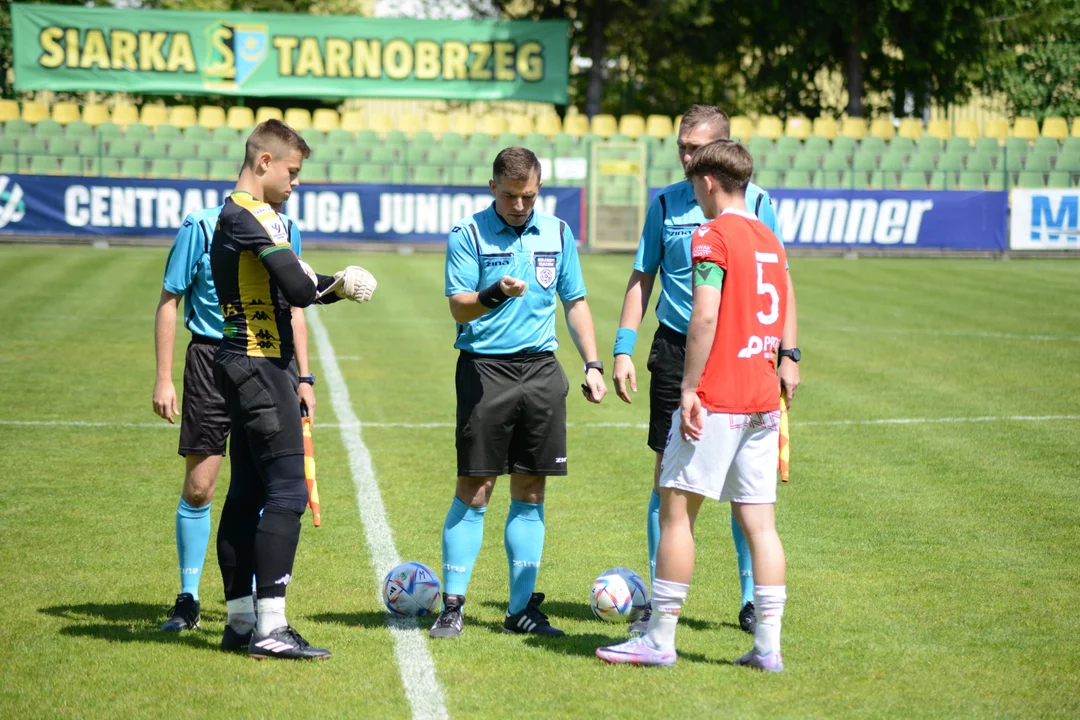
left=163, top=203, right=303, bottom=340
left=445, top=203, right=586, bottom=355
left=634, top=180, right=781, bottom=335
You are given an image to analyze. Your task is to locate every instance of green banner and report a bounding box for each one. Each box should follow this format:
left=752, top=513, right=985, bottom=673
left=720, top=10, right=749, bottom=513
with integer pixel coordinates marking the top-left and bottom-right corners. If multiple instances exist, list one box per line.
left=12, top=4, right=569, bottom=103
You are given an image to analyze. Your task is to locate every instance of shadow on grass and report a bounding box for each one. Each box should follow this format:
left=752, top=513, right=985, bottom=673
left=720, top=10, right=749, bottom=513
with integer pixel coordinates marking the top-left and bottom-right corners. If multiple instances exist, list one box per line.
left=519, top=632, right=731, bottom=666
left=479, top=598, right=739, bottom=632
left=307, top=611, right=408, bottom=629
left=38, top=602, right=221, bottom=650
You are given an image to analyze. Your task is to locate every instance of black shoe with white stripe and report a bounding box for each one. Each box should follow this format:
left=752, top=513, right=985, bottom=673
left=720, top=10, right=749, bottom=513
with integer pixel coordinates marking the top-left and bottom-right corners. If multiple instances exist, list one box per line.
left=249, top=625, right=331, bottom=661
left=160, top=593, right=200, bottom=632
left=429, top=594, right=465, bottom=639
left=503, top=593, right=564, bottom=637
left=221, top=624, right=253, bottom=652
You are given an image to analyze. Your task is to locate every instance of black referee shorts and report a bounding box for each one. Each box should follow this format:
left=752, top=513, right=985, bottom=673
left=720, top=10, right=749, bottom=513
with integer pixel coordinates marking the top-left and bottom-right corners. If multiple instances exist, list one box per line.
left=455, top=351, right=570, bottom=477
left=646, top=323, right=687, bottom=454
left=178, top=335, right=230, bottom=457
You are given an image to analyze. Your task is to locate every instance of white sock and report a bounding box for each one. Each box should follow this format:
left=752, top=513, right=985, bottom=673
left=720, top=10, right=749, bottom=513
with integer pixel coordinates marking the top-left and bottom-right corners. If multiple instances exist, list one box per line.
left=645, top=578, right=689, bottom=652
left=225, top=596, right=256, bottom=634
left=753, top=585, right=786, bottom=656
left=256, top=596, right=287, bottom=635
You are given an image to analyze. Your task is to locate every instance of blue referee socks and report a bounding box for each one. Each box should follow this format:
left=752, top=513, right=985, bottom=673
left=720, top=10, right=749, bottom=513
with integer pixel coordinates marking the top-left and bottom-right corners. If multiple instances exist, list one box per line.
left=646, top=490, right=661, bottom=590
left=732, top=510, right=755, bottom=606
left=175, top=498, right=211, bottom=600
left=441, top=497, right=486, bottom=598
left=505, top=499, right=545, bottom=615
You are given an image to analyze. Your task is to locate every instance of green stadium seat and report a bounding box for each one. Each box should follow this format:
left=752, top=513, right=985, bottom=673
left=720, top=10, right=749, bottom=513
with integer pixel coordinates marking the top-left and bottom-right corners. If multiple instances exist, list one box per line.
left=356, top=165, right=385, bottom=183
left=784, top=170, right=813, bottom=188
left=35, top=120, right=64, bottom=137
left=470, top=166, right=491, bottom=185
left=1003, top=137, right=1029, bottom=158
left=404, top=145, right=430, bottom=165
left=652, top=149, right=680, bottom=169
left=46, top=137, right=78, bottom=156
left=125, top=123, right=154, bottom=140
left=496, top=132, right=522, bottom=148
left=764, top=153, right=790, bottom=171
left=369, top=146, right=398, bottom=164
left=1062, top=137, right=1080, bottom=154
left=747, top=136, right=772, bottom=155
left=814, top=170, right=843, bottom=188
left=448, top=166, right=471, bottom=185
left=1056, top=153, right=1080, bottom=172
left=938, top=154, right=966, bottom=173
left=1025, top=153, right=1053, bottom=172
left=456, top=148, right=486, bottom=166
left=65, top=121, right=93, bottom=138
left=95, top=122, right=122, bottom=138
left=1046, top=171, right=1071, bottom=188
left=1017, top=171, right=1045, bottom=188
left=77, top=137, right=102, bottom=156
left=94, top=157, right=121, bottom=176
left=945, top=137, right=973, bottom=155
left=302, top=129, right=328, bottom=146
left=18, top=136, right=47, bottom=155
left=647, top=168, right=669, bottom=187
left=168, top=140, right=198, bottom=158
left=351, top=129, right=376, bottom=144
left=440, top=131, right=466, bottom=148
left=412, top=166, right=445, bottom=184
left=154, top=124, right=182, bottom=140
left=908, top=155, right=935, bottom=173
left=916, top=137, right=942, bottom=155
left=325, top=129, right=355, bottom=146
left=197, top=141, right=229, bottom=159
left=184, top=126, right=213, bottom=142
left=212, top=126, right=242, bottom=143
left=389, top=165, right=407, bottom=184
left=426, top=148, right=454, bottom=167
left=3, top=119, right=32, bottom=136
left=957, top=171, right=984, bottom=189
left=852, top=153, right=877, bottom=172
left=330, top=163, right=358, bottom=183
left=552, top=133, right=579, bottom=153
left=775, top=136, right=801, bottom=155
left=966, top=154, right=994, bottom=173
left=384, top=130, right=407, bottom=146
left=879, top=153, right=905, bottom=172
left=791, top=153, right=819, bottom=172
left=1002, top=150, right=1026, bottom=171
left=985, top=171, right=1006, bottom=191
left=412, top=131, right=437, bottom=147
left=29, top=155, right=57, bottom=174
left=974, top=137, right=999, bottom=154
left=340, top=145, right=368, bottom=164
left=754, top=169, right=782, bottom=188
left=303, top=162, right=329, bottom=183
left=900, top=171, right=927, bottom=189
left=822, top=153, right=849, bottom=172
left=0, top=136, right=17, bottom=154
left=208, top=160, right=235, bottom=181
left=180, top=159, right=208, bottom=180
left=928, top=171, right=949, bottom=190
left=0, top=155, right=14, bottom=173
left=804, top=136, right=830, bottom=155
left=831, top=136, right=856, bottom=157
left=524, top=133, right=549, bottom=150
left=1032, top=136, right=1060, bottom=154
left=139, top=139, right=168, bottom=158
left=108, top=138, right=139, bottom=157
left=888, top=137, right=914, bottom=156
left=860, top=136, right=886, bottom=156
left=150, top=159, right=180, bottom=178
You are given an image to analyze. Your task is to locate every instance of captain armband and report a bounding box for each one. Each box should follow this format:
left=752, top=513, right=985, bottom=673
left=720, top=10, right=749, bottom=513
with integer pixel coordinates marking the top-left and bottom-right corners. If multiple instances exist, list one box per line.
left=693, top=261, right=725, bottom=290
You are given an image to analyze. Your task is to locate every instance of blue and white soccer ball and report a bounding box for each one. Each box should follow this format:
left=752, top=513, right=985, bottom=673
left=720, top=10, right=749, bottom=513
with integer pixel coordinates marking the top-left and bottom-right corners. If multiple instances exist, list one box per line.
left=383, top=561, right=442, bottom=617
left=589, top=567, right=648, bottom=623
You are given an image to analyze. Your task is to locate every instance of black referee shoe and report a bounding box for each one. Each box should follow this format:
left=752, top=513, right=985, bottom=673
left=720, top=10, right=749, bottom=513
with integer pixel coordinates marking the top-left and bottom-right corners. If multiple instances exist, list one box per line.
left=160, top=593, right=200, bottom=632
left=739, top=601, right=757, bottom=634
left=503, top=593, right=564, bottom=637
left=249, top=625, right=331, bottom=661
left=221, top=624, right=253, bottom=652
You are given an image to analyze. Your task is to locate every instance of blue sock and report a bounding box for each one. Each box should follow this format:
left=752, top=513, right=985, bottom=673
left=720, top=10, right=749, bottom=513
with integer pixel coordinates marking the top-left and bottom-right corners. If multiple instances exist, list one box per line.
left=441, top=497, right=486, bottom=599
left=176, top=498, right=211, bottom=600
left=647, top=490, right=661, bottom=591
left=732, top=510, right=754, bottom=606
left=505, top=499, right=545, bottom=615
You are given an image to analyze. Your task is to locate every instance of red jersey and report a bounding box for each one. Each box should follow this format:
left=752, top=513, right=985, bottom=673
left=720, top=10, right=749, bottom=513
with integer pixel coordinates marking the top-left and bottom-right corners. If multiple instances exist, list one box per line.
left=690, top=209, right=789, bottom=413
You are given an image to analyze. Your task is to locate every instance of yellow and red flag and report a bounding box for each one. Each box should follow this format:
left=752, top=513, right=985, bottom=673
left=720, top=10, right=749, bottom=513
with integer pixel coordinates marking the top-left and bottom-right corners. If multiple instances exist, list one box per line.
left=301, top=412, right=322, bottom=526
left=778, top=395, right=790, bottom=483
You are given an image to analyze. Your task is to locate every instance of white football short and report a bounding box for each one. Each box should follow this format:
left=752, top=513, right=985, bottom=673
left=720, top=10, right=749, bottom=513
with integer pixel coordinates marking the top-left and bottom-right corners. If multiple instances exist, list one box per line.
left=659, top=408, right=781, bottom=504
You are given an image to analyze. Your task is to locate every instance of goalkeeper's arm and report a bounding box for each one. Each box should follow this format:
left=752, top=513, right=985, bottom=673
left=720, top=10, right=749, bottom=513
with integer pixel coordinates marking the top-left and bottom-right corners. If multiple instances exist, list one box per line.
left=259, top=249, right=336, bottom=307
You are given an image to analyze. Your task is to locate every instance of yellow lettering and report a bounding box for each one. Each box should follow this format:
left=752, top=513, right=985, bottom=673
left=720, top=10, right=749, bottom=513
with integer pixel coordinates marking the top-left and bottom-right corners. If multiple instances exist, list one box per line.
left=517, top=41, right=543, bottom=81
left=442, top=41, right=468, bottom=80
left=273, top=36, right=298, bottom=75
left=206, top=26, right=235, bottom=79
left=353, top=39, right=381, bottom=78
left=295, top=37, right=325, bottom=77
left=468, top=42, right=492, bottom=80
left=66, top=28, right=80, bottom=68
left=79, top=29, right=109, bottom=69
left=166, top=33, right=195, bottom=72
left=493, top=42, right=514, bottom=81
left=383, top=39, right=412, bottom=80
left=111, top=30, right=137, bottom=71
left=139, top=31, right=167, bottom=71
left=325, top=38, right=351, bottom=78
left=38, top=27, right=64, bottom=69
left=414, top=40, right=440, bottom=80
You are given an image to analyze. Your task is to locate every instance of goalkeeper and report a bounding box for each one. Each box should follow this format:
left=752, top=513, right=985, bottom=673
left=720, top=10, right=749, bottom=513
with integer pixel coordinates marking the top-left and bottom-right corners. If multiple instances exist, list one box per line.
left=209, top=120, right=376, bottom=661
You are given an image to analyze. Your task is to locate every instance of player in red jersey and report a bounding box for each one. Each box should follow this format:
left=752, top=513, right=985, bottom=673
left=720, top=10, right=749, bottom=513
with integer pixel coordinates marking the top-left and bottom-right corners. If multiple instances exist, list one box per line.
left=597, top=139, right=789, bottom=670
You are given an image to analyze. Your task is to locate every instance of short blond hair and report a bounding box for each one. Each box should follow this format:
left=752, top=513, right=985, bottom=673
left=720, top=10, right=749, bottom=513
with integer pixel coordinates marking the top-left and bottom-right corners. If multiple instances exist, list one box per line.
left=679, top=105, right=730, bottom=139
left=684, top=139, right=753, bottom=194
left=243, top=119, right=311, bottom=168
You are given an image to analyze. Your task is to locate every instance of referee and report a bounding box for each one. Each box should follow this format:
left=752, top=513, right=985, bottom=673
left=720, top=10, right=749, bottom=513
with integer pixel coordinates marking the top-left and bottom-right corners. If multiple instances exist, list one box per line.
left=430, top=147, right=607, bottom=639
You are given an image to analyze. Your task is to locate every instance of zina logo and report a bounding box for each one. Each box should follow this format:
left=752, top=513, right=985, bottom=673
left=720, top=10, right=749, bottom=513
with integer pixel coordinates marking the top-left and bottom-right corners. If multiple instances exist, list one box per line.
left=203, top=22, right=268, bottom=90
left=0, top=176, right=26, bottom=229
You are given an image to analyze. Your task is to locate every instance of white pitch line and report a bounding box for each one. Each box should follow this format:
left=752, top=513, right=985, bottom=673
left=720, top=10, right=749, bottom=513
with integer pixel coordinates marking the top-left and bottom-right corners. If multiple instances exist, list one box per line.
left=306, top=308, right=448, bottom=720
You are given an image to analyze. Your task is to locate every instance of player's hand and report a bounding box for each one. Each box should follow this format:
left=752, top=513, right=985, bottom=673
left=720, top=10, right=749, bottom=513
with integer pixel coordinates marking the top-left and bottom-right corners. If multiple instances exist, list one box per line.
left=680, top=389, right=704, bottom=442
left=613, top=354, right=637, bottom=404
left=298, top=382, right=316, bottom=425
left=334, top=265, right=377, bottom=302
left=778, top=357, right=800, bottom=407
left=153, top=379, right=179, bottom=424
left=499, top=275, right=527, bottom=298
left=581, top=368, right=607, bottom=404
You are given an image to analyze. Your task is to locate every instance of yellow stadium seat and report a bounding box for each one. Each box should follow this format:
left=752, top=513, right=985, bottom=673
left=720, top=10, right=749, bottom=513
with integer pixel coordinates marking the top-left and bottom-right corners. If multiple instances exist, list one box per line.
left=169, top=105, right=198, bottom=128
left=508, top=115, right=534, bottom=136
left=756, top=116, right=783, bottom=140
left=21, top=101, right=50, bottom=124
left=198, top=105, right=226, bottom=129
left=424, top=113, right=449, bottom=136
left=0, top=99, right=18, bottom=122
left=1012, top=117, right=1039, bottom=140
left=448, top=113, right=476, bottom=136
left=82, top=104, right=110, bottom=126
left=140, top=105, right=169, bottom=127
left=839, top=116, right=867, bottom=140
left=312, top=109, right=340, bottom=132
left=283, top=108, right=311, bottom=130
left=954, top=119, right=979, bottom=142
left=869, top=116, right=895, bottom=140
left=340, top=110, right=365, bottom=132
left=255, top=107, right=283, bottom=124
left=479, top=115, right=508, bottom=136
left=1041, top=116, right=1068, bottom=140
left=112, top=104, right=139, bottom=127
left=645, top=114, right=673, bottom=139
left=369, top=112, right=395, bottom=135
left=590, top=114, right=618, bottom=138
left=812, top=116, right=838, bottom=140
left=227, top=106, right=255, bottom=130
left=398, top=113, right=423, bottom=135
left=1072, top=119, right=1080, bottom=138
left=563, top=114, right=589, bottom=137
left=898, top=117, right=923, bottom=140
left=785, top=116, right=811, bottom=140
left=729, top=116, right=754, bottom=140
left=52, top=102, right=81, bottom=125
left=983, top=118, right=1009, bottom=140
left=926, top=118, right=951, bottom=141
left=673, top=114, right=683, bottom=131
left=535, top=114, right=562, bottom=137
left=619, top=114, right=646, bottom=139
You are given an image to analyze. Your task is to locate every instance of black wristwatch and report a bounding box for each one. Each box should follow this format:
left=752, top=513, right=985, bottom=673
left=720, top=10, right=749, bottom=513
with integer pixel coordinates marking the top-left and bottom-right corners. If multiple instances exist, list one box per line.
left=778, top=348, right=801, bottom=363
left=584, top=361, right=604, bottom=375
left=299, top=374, right=316, bottom=386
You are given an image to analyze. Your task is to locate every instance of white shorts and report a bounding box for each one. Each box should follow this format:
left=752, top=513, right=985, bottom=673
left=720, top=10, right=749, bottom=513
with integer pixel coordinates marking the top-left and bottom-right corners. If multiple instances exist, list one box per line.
left=658, top=408, right=781, bottom=504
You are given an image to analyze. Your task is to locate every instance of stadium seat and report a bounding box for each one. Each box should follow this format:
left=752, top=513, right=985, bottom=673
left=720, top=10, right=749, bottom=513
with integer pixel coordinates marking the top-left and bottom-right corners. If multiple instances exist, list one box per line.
left=29, top=155, right=57, bottom=174
left=255, top=107, right=284, bottom=124
left=955, top=171, right=983, bottom=190
left=77, top=136, right=101, bottom=155
left=1012, top=117, right=1039, bottom=140
left=423, top=113, right=449, bottom=136
left=879, top=153, right=905, bottom=172
left=448, top=113, right=477, bottom=136
left=411, top=130, right=436, bottom=148
left=908, top=155, right=934, bottom=173
left=775, top=136, right=801, bottom=156
left=282, top=108, right=310, bottom=131
left=206, top=159, right=233, bottom=180
left=469, top=166, right=491, bottom=185
left=1046, top=171, right=1071, bottom=188
left=562, top=114, right=588, bottom=137
left=888, top=136, right=914, bottom=156
left=371, top=145, right=400, bottom=165
left=18, top=136, right=46, bottom=155
left=1003, top=137, right=1029, bottom=164
left=198, top=105, right=226, bottom=129
left=1025, top=152, right=1053, bottom=172
left=340, top=110, right=366, bottom=133
left=495, top=132, right=521, bottom=149
left=524, top=133, right=551, bottom=152
left=112, top=105, right=139, bottom=127
left=898, top=118, right=923, bottom=141
left=479, top=115, right=508, bottom=137
left=180, top=159, right=208, bottom=180
left=822, top=153, right=849, bottom=172
left=1017, top=170, right=1045, bottom=188
left=590, top=114, right=618, bottom=138
left=860, top=136, right=886, bottom=157
left=900, top=171, right=927, bottom=189
left=535, top=114, right=563, bottom=137
left=916, top=136, right=942, bottom=155
left=852, top=152, right=877, bottom=172
left=965, top=153, right=994, bottom=173
left=149, top=159, right=180, bottom=178
left=756, top=116, right=783, bottom=141
left=398, top=113, right=424, bottom=136
left=784, top=116, right=811, bottom=141
left=926, top=118, right=950, bottom=141
left=156, top=124, right=183, bottom=140
left=869, top=117, right=895, bottom=140
left=302, top=129, right=327, bottom=148
left=1056, top=153, right=1080, bottom=172
left=791, top=152, right=819, bottom=172
left=1032, top=136, right=1060, bottom=154
left=168, top=139, right=197, bottom=158
left=830, top=135, right=855, bottom=157
left=0, top=154, right=17, bottom=173
left=814, top=170, right=843, bottom=188
left=1041, top=116, right=1068, bottom=140
left=356, top=165, right=386, bottom=183
left=35, top=120, right=63, bottom=137
left=944, top=137, right=971, bottom=156
left=140, top=105, right=169, bottom=127
left=21, top=101, right=50, bottom=124
left=973, top=136, right=999, bottom=154
left=228, top=106, right=256, bottom=130
left=303, top=162, right=329, bottom=183
left=169, top=106, right=197, bottom=128
left=619, top=115, right=646, bottom=139
left=81, top=104, right=110, bottom=127
left=337, top=144, right=366, bottom=164
left=51, top=102, right=81, bottom=125
left=81, top=156, right=108, bottom=175
left=212, top=126, right=241, bottom=143
left=411, top=166, right=445, bottom=184
left=0, top=99, right=18, bottom=122
left=764, top=153, right=791, bottom=171
left=804, top=135, right=830, bottom=156
left=645, top=115, right=673, bottom=140
left=46, top=137, right=77, bottom=156
left=0, top=136, right=16, bottom=155
left=330, top=163, right=357, bottom=183
left=107, top=137, right=138, bottom=157
left=811, top=116, right=838, bottom=140
left=754, top=169, right=782, bottom=188
left=447, top=166, right=470, bottom=185
left=953, top=119, right=980, bottom=142
left=928, top=171, right=949, bottom=190
left=140, top=139, right=169, bottom=158
left=508, top=115, right=535, bottom=136
left=184, top=125, right=212, bottom=142
left=983, top=118, right=1009, bottom=140
left=839, top=116, right=867, bottom=140
left=312, top=108, right=340, bottom=132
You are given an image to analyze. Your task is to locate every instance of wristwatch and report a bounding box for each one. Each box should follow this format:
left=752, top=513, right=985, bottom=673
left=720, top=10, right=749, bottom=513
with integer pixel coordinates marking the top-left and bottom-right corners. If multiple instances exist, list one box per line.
left=778, top=348, right=801, bottom=363
left=299, top=374, right=316, bottom=386
left=584, top=361, right=604, bottom=375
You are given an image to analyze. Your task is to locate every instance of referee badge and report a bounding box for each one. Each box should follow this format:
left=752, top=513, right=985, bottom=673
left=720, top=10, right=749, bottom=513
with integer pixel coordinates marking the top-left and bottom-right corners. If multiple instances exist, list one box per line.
left=534, top=256, right=556, bottom=289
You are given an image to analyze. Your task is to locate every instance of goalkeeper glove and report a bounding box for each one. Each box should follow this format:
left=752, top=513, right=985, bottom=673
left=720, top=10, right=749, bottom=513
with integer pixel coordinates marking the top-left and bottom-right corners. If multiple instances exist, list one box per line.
left=334, top=265, right=377, bottom=303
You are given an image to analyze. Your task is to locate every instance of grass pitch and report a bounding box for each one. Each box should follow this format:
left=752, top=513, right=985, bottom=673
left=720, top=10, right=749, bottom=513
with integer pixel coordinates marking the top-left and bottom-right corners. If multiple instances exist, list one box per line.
left=0, top=246, right=1077, bottom=719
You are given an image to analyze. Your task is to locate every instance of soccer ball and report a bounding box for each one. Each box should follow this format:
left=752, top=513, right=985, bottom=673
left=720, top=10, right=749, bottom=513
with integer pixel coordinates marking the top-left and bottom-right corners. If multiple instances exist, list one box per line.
left=589, top=567, right=648, bottom=623
left=383, top=561, right=442, bottom=617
